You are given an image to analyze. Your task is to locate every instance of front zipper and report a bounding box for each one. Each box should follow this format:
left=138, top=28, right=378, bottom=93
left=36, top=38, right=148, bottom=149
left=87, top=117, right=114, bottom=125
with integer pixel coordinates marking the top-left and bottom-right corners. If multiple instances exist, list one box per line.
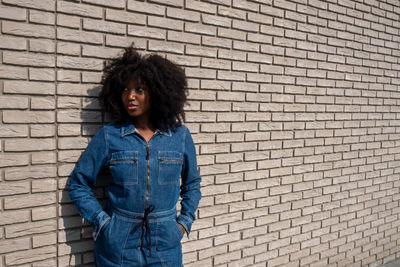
left=138, top=142, right=151, bottom=249
left=145, top=143, right=150, bottom=206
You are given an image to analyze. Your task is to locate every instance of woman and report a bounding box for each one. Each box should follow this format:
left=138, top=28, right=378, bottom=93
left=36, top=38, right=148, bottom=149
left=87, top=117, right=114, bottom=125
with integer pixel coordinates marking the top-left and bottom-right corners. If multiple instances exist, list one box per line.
left=68, top=45, right=202, bottom=267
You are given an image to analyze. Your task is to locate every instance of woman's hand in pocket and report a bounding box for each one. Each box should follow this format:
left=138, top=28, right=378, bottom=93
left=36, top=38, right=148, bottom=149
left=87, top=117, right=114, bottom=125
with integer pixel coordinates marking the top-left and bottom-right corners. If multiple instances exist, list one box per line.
left=178, top=223, right=186, bottom=235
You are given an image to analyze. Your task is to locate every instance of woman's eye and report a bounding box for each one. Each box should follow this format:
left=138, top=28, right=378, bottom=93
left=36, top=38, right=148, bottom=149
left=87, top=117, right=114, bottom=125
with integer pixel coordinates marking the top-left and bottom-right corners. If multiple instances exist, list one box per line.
left=136, top=88, right=144, bottom=94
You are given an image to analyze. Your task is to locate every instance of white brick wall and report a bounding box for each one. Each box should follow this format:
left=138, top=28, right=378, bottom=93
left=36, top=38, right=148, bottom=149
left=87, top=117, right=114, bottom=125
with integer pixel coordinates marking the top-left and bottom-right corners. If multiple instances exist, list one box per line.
left=1, top=0, right=400, bottom=266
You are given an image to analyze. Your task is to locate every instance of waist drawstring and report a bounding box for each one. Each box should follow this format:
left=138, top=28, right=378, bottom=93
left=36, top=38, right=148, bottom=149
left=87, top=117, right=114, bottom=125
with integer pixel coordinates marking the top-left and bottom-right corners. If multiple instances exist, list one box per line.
left=132, top=205, right=155, bottom=255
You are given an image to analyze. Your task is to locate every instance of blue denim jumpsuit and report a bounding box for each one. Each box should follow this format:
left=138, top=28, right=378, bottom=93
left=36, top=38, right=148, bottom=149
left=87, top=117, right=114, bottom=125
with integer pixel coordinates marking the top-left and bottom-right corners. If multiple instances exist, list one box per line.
left=68, top=121, right=202, bottom=267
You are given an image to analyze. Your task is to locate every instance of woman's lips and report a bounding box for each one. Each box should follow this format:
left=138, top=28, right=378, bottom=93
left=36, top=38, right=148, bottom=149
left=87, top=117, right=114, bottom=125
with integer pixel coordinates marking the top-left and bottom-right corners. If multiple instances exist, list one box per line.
left=127, top=104, right=138, bottom=110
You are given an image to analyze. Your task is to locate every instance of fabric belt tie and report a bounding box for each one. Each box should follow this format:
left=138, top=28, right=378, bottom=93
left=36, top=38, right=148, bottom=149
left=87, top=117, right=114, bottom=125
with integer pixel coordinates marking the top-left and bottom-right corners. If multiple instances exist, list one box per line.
left=133, top=205, right=155, bottom=255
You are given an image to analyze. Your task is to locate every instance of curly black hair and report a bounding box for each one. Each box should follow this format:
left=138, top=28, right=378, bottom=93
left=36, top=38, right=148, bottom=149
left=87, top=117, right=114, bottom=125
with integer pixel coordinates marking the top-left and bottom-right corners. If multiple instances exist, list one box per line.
left=99, top=44, right=188, bottom=131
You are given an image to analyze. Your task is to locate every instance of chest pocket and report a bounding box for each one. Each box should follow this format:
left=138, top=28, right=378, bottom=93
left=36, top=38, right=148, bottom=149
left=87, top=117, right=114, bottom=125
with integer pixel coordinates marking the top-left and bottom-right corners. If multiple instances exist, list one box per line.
left=158, top=151, right=183, bottom=185
left=109, top=151, right=138, bottom=185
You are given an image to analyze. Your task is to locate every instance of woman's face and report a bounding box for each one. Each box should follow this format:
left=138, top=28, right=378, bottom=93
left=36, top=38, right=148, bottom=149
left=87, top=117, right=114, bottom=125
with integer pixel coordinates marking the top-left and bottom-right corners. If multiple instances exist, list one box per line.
left=121, top=79, right=151, bottom=122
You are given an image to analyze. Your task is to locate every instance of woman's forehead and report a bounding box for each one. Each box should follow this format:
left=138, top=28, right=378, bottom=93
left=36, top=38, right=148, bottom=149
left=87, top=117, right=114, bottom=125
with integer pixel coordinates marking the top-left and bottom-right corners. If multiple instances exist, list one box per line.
left=126, top=76, right=146, bottom=88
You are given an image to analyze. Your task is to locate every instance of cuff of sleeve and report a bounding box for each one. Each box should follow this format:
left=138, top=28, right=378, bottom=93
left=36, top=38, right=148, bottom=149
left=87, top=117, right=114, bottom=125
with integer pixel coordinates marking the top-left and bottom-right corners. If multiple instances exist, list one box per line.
left=177, top=214, right=193, bottom=238
left=93, top=210, right=111, bottom=241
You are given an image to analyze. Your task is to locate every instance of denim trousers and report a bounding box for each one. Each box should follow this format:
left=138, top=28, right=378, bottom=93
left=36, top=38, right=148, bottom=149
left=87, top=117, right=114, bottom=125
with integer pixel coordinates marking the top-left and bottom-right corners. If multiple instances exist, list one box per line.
left=95, top=204, right=183, bottom=267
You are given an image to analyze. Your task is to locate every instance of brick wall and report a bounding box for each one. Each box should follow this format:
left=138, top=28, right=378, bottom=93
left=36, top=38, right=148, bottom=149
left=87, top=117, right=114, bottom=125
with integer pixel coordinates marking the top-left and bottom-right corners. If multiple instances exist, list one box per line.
left=1, top=0, right=400, bottom=266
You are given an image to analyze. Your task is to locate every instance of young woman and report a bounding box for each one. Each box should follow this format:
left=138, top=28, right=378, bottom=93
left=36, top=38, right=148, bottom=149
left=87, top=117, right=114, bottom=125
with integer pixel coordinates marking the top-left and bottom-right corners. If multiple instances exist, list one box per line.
left=68, top=45, right=202, bottom=267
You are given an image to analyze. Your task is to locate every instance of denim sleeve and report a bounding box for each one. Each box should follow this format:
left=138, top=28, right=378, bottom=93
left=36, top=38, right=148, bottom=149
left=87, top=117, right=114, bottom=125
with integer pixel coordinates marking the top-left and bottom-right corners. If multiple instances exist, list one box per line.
left=67, top=127, right=110, bottom=240
left=177, top=127, right=202, bottom=237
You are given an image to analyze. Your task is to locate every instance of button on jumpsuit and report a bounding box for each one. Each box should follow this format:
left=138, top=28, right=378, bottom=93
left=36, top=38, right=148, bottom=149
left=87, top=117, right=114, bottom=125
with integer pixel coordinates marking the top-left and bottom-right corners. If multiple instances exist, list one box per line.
left=68, top=121, right=202, bottom=267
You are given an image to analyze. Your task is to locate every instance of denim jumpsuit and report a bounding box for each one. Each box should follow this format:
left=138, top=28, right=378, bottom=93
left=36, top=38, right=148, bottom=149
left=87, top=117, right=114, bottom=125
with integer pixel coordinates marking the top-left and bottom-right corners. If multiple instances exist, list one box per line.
left=68, top=121, right=202, bottom=267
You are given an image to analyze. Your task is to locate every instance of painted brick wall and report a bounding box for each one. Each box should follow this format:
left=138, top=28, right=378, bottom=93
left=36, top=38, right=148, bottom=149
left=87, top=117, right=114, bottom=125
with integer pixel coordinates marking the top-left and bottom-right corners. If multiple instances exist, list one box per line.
left=1, top=0, right=400, bottom=266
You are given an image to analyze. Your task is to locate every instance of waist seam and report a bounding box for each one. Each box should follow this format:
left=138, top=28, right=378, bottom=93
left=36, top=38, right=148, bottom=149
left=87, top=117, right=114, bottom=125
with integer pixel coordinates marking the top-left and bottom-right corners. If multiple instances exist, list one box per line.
left=109, top=205, right=177, bottom=222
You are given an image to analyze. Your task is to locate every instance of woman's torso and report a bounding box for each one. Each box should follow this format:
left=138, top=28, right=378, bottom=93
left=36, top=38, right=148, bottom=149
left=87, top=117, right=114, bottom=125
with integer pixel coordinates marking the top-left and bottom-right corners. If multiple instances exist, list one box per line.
left=103, top=121, right=188, bottom=213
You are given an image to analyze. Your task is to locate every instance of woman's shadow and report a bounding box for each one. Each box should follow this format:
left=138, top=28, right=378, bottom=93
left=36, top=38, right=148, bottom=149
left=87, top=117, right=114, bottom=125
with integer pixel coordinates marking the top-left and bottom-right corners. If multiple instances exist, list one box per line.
left=59, top=85, right=111, bottom=267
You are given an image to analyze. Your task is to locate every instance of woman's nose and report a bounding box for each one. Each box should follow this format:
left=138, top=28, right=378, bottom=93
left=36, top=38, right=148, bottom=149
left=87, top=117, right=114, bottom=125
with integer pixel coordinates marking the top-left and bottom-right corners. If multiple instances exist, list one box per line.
left=127, top=90, right=136, bottom=99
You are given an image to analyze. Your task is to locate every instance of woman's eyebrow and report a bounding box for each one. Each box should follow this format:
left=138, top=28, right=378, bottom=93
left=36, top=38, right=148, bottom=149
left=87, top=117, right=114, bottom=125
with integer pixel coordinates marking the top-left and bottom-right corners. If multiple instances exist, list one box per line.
left=136, top=83, right=147, bottom=89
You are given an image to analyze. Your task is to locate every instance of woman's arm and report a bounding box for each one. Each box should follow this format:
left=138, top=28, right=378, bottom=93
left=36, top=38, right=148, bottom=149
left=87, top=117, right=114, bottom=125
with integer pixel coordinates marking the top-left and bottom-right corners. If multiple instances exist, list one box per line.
left=177, top=127, right=202, bottom=237
left=67, top=127, right=110, bottom=240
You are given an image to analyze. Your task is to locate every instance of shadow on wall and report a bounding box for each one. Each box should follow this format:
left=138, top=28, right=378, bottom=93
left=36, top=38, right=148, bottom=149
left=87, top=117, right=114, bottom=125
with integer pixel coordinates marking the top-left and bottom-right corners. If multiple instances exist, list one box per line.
left=60, top=85, right=110, bottom=267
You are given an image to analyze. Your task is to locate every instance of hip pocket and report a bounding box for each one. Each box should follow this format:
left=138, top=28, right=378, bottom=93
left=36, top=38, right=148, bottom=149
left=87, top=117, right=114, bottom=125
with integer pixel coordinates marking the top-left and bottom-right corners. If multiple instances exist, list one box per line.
left=93, top=214, right=111, bottom=241
left=155, top=220, right=184, bottom=251
left=94, top=214, right=128, bottom=264
left=95, top=213, right=114, bottom=244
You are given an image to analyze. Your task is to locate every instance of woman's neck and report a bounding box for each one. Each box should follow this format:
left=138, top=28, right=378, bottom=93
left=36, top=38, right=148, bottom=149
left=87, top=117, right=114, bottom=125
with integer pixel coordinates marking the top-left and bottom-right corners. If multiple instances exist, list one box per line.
left=132, top=118, right=154, bottom=142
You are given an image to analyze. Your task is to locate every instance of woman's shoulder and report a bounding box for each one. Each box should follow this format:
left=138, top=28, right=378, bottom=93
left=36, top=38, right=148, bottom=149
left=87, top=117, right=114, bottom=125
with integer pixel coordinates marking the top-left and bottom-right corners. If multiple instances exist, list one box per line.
left=171, top=124, right=190, bottom=134
left=103, top=120, right=132, bottom=130
left=103, top=121, right=122, bottom=129
left=98, top=121, right=129, bottom=137
left=170, top=124, right=197, bottom=142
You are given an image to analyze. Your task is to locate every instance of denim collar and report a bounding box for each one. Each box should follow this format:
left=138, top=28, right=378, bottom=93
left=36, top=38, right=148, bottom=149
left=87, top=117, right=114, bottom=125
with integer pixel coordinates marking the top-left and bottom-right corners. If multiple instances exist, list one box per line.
left=120, top=121, right=172, bottom=138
